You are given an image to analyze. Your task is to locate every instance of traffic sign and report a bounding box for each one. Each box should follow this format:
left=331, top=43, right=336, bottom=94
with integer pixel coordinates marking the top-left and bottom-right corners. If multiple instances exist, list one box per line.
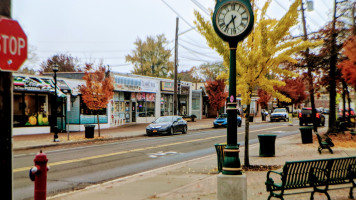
left=0, top=18, right=27, bottom=72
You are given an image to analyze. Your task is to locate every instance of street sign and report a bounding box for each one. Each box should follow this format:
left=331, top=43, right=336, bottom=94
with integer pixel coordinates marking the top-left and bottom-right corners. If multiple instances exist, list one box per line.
left=0, top=18, right=27, bottom=72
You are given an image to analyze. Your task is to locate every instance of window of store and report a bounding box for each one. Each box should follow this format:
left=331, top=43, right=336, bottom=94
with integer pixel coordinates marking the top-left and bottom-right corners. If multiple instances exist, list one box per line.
left=13, top=93, right=49, bottom=127
left=137, top=92, right=155, bottom=117
left=80, top=97, right=107, bottom=115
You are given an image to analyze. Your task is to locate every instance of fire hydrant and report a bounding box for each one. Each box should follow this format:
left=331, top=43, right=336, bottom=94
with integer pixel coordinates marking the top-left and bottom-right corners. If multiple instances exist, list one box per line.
left=29, top=150, right=48, bottom=200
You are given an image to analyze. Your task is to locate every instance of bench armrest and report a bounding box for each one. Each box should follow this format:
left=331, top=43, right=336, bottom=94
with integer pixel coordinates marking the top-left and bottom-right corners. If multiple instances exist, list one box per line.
left=266, top=170, right=283, bottom=191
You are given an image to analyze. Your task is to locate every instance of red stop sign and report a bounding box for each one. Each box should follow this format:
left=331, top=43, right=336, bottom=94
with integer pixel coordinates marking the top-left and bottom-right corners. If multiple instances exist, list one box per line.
left=0, top=18, right=28, bottom=72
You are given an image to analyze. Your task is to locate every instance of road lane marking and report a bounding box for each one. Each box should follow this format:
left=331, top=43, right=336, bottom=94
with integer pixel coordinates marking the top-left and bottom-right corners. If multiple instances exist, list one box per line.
left=13, top=125, right=285, bottom=173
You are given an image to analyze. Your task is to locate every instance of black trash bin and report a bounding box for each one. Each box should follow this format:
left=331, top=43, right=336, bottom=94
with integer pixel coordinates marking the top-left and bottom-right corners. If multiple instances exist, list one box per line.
left=214, top=143, right=240, bottom=172
left=84, top=125, right=96, bottom=138
left=258, top=134, right=277, bottom=157
left=299, top=127, right=313, bottom=144
left=214, top=143, right=226, bottom=172
left=249, top=114, right=254, bottom=122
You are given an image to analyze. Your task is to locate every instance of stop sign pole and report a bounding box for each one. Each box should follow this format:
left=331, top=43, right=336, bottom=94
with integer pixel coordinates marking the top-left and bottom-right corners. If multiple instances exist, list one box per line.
left=0, top=12, right=28, bottom=200
left=0, top=18, right=28, bottom=71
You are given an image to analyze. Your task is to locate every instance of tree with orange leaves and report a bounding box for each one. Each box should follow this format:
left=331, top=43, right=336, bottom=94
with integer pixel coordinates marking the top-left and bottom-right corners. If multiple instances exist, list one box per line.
left=339, top=36, right=356, bottom=88
left=80, top=63, right=114, bottom=137
left=205, top=79, right=227, bottom=117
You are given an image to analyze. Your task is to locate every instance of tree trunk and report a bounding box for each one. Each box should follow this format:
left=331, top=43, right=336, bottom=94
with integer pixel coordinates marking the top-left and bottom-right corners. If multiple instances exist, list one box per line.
left=327, top=0, right=338, bottom=134
left=97, top=113, right=101, bottom=137
left=244, top=104, right=250, bottom=167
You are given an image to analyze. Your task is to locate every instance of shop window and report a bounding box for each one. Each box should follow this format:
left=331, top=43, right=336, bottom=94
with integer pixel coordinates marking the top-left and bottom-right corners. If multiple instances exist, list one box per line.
left=137, top=92, right=155, bottom=117
left=13, top=93, right=49, bottom=127
left=80, top=97, right=107, bottom=115
left=192, top=98, right=200, bottom=110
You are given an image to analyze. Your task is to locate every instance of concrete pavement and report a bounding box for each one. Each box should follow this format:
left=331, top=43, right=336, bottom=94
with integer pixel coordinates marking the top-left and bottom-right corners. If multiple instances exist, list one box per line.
left=13, top=117, right=356, bottom=199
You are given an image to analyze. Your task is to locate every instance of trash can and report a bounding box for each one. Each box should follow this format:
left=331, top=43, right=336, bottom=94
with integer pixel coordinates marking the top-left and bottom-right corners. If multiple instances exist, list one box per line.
left=84, top=125, right=96, bottom=138
left=258, top=134, right=277, bottom=157
left=214, top=143, right=226, bottom=172
left=214, top=143, right=240, bottom=172
left=249, top=114, right=254, bottom=122
left=299, top=127, right=313, bottom=144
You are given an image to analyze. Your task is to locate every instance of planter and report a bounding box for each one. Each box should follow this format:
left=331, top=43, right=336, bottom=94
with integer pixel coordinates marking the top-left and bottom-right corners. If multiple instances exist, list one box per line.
left=258, top=134, right=277, bottom=157
left=299, top=127, right=313, bottom=144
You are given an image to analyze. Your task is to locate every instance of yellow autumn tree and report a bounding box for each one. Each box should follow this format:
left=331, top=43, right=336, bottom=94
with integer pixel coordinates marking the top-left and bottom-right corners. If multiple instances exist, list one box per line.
left=195, top=0, right=322, bottom=166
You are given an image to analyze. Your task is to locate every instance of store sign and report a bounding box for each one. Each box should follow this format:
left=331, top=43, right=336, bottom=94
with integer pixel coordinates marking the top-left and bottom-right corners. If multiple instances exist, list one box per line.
left=141, top=79, right=156, bottom=93
left=14, top=76, right=52, bottom=92
left=161, top=81, right=174, bottom=92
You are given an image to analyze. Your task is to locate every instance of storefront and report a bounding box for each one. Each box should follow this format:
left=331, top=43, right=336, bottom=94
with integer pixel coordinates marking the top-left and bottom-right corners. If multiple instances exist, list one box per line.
left=64, top=78, right=110, bottom=132
left=13, top=75, right=66, bottom=135
left=192, top=90, right=202, bottom=119
left=112, top=75, right=159, bottom=126
left=160, top=80, right=192, bottom=116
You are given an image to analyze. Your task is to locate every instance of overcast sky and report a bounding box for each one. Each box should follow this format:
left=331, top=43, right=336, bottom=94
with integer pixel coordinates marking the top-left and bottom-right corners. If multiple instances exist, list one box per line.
left=12, top=0, right=333, bottom=74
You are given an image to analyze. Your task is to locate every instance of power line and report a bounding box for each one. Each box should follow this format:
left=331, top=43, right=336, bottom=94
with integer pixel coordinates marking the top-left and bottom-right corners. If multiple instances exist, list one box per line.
left=161, top=0, right=195, bottom=29
left=190, top=0, right=210, bottom=16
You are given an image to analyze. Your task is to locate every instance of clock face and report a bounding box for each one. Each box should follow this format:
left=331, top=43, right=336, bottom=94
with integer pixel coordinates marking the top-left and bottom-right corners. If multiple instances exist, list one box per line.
left=216, top=2, right=250, bottom=37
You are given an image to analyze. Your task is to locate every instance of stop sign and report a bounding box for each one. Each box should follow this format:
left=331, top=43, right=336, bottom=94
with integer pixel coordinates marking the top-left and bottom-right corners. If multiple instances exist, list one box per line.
left=0, top=18, right=27, bottom=72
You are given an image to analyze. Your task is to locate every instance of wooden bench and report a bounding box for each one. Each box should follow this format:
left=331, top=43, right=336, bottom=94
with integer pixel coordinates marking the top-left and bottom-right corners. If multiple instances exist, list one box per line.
left=265, top=157, right=356, bottom=200
left=316, top=133, right=333, bottom=154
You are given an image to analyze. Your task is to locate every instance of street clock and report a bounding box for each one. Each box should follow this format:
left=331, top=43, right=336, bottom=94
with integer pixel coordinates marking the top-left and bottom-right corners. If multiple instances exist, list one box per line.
left=213, top=0, right=254, bottom=46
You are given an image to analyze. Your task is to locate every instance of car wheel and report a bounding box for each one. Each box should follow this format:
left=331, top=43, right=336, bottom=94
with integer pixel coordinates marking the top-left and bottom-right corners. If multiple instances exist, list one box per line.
left=182, top=126, right=187, bottom=134
left=146, top=132, right=152, bottom=136
left=169, top=127, right=174, bottom=135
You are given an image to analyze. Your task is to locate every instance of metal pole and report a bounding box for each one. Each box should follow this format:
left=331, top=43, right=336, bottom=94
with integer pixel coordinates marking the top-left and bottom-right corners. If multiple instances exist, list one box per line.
left=222, top=43, right=242, bottom=175
left=0, top=0, right=13, bottom=199
left=53, top=67, right=59, bottom=142
left=174, top=17, right=179, bottom=115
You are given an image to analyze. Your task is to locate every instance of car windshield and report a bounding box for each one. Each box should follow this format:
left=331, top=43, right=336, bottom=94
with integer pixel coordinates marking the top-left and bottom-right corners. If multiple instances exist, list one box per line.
left=154, top=116, right=174, bottom=123
left=273, top=109, right=285, bottom=113
left=218, top=114, right=227, bottom=118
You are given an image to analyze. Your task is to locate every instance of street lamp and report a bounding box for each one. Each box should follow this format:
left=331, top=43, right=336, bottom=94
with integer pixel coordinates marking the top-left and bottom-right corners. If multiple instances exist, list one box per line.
left=53, top=64, right=59, bottom=142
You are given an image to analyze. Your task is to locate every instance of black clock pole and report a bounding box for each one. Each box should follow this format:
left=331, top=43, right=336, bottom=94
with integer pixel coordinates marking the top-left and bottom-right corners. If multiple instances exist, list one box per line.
left=223, top=41, right=242, bottom=175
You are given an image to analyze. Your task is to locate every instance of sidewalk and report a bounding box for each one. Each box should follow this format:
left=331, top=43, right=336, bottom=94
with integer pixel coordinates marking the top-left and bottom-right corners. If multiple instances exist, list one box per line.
left=47, top=128, right=356, bottom=200
left=14, top=118, right=356, bottom=200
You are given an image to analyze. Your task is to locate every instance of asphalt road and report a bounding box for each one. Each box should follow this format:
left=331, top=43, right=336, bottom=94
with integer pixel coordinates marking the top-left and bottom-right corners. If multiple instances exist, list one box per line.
left=13, top=120, right=300, bottom=200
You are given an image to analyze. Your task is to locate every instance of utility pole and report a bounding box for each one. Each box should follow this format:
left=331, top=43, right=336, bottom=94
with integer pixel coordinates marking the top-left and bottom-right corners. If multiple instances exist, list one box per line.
left=173, top=17, right=179, bottom=115
left=0, top=0, right=13, bottom=199
left=301, top=0, right=317, bottom=132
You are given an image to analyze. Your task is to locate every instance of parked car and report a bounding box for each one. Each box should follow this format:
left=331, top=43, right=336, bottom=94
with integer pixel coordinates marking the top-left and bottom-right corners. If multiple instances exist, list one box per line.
left=298, top=107, right=325, bottom=126
left=323, top=108, right=330, bottom=114
left=146, top=116, right=187, bottom=136
left=270, top=108, right=289, bottom=122
left=213, top=113, right=242, bottom=128
left=338, top=108, right=355, bottom=119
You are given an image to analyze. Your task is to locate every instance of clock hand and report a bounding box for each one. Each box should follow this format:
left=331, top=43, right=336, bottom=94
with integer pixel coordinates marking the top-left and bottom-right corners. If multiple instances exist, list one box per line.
left=231, top=15, right=236, bottom=29
left=225, top=15, right=237, bottom=32
left=225, top=16, right=235, bottom=32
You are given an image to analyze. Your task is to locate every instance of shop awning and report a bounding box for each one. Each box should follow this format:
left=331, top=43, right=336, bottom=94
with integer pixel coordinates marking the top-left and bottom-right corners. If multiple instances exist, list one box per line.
left=13, top=75, right=66, bottom=97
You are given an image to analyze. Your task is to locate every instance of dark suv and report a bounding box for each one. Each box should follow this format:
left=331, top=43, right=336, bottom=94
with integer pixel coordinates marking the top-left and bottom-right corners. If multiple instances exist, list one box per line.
left=299, top=108, right=325, bottom=126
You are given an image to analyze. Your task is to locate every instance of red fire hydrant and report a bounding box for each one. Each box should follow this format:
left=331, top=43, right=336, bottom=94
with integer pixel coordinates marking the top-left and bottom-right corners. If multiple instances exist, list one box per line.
left=29, top=150, right=48, bottom=200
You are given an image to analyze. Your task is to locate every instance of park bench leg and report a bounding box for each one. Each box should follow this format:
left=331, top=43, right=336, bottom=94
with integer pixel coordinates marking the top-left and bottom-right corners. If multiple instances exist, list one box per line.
left=350, top=185, right=354, bottom=199
left=327, top=147, right=333, bottom=154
